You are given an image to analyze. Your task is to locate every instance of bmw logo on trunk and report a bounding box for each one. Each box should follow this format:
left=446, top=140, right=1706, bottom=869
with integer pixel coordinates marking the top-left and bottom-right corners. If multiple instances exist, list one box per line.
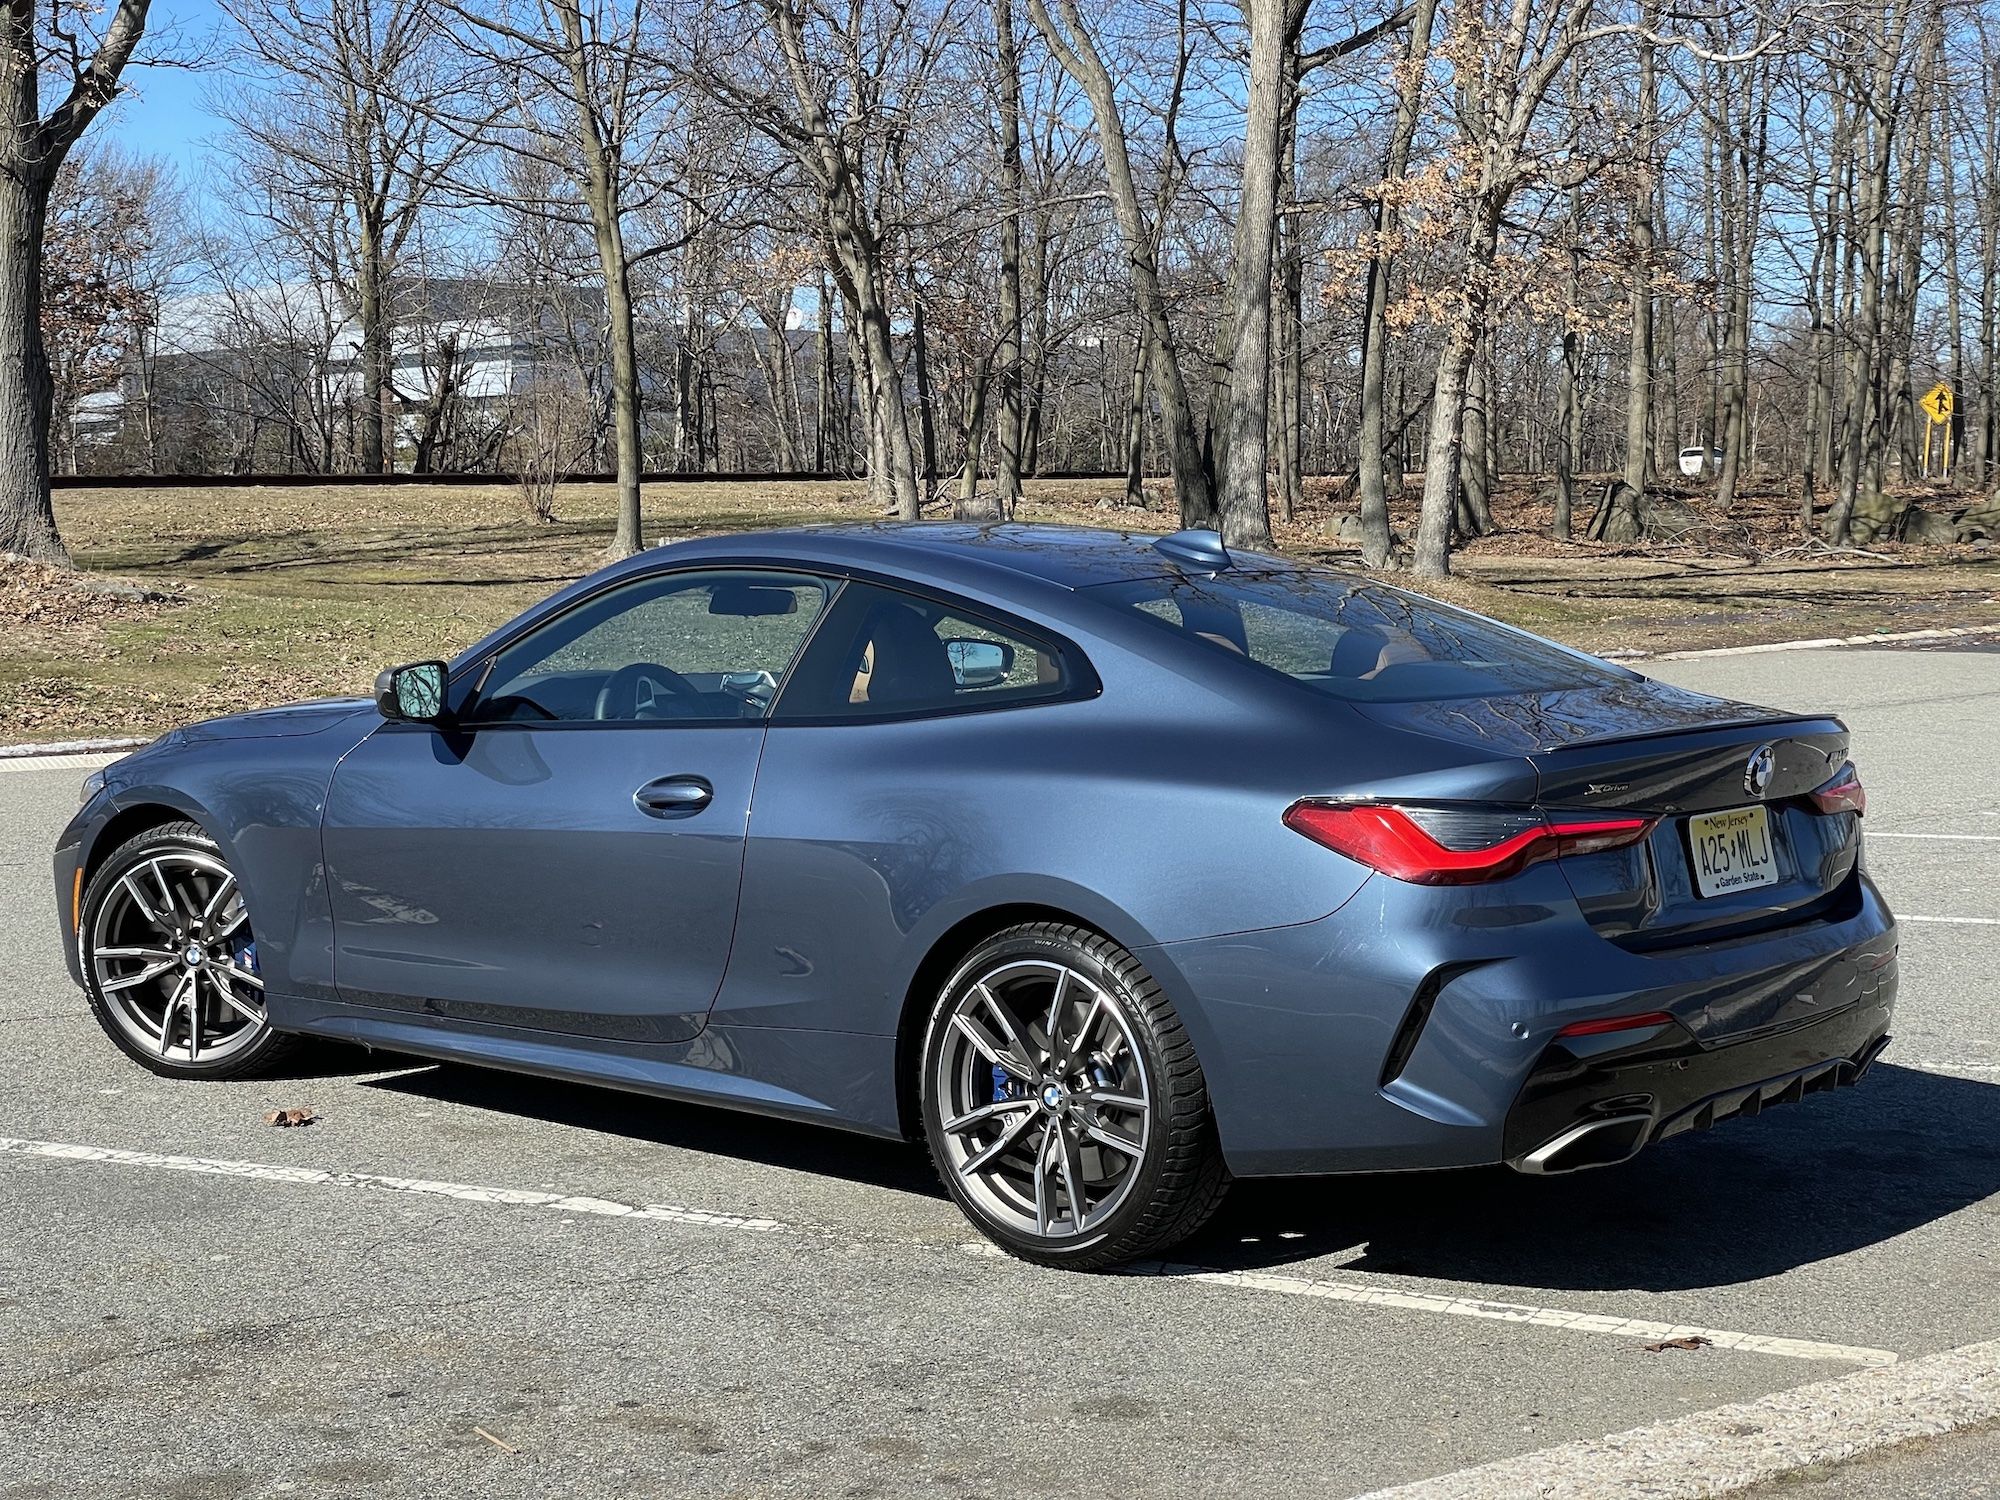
left=1744, top=743, right=1777, bottom=797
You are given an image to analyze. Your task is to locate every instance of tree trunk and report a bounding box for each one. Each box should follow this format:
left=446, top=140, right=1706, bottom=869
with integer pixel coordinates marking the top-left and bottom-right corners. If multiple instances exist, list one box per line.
left=1274, top=30, right=1305, bottom=527
left=1554, top=183, right=1582, bottom=542
left=1620, top=2, right=1657, bottom=521
left=0, top=172, right=64, bottom=562
left=1412, top=314, right=1480, bottom=577
left=1124, top=320, right=1149, bottom=507
left=1461, top=345, right=1495, bottom=536
left=1027, top=0, right=1216, bottom=528
left=993, top=0, right=1026, bottom=514
left=1211, top=0, right=1287, bottom=547
left=598, top=219, right=644, bottom=556
left=1412, top=192, right=1500, bottom=578
left=1355, top=0, right=1438, bottom=568
left=356, top=219, right=390, bottom=474
left=911, top=293, right=937, bottom=487
left=954, top=353, right=993, bottom=519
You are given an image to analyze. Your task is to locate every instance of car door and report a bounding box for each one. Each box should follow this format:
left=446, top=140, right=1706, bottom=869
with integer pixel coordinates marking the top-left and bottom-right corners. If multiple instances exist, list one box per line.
left=716, top=579, right=1089, bottom=1034
left=322, top=567, right=834, bottom=1044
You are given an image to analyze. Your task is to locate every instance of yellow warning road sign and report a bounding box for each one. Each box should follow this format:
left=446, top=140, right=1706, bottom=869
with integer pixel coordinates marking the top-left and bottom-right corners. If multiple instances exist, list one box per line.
left=1921, top=381, right=1954, bottom=424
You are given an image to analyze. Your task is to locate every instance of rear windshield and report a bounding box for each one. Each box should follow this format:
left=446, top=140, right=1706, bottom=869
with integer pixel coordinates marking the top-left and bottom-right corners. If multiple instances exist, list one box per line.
left=1089, top=568, right=1631, bottom=703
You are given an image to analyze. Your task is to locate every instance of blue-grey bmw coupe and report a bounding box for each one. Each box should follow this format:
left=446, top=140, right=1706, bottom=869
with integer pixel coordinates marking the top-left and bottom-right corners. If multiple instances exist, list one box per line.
left=53, top=524, right=1897, bottom=1267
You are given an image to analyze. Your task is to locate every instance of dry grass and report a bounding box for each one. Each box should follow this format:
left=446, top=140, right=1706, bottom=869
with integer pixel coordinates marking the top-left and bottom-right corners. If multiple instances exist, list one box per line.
left=3, top=474, right=1996, bottom=744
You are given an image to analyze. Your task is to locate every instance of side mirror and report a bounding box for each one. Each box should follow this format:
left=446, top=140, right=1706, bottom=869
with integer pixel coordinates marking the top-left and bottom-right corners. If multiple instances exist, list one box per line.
left=374, top=661, right=451, bottom=725
left=944, top=638, right=1014, bottom=689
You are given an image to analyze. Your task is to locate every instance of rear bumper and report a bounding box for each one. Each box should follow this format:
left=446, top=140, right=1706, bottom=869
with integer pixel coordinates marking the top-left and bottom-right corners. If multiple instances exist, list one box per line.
left=1143, top=865, right=1898, bottom=1177
left=1501, top=999, right=1893, bottom=1174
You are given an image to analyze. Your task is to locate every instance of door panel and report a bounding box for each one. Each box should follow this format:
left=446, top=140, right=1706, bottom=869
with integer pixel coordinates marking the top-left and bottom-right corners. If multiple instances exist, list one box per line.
left=324, top=722, right=765, bottom=1043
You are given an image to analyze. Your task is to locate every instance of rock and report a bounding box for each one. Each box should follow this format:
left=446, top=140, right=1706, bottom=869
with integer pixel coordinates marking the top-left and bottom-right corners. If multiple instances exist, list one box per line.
left=1900, top=506, right=1962, bottom=544
left=1952, top=502, right=2000, bottom=541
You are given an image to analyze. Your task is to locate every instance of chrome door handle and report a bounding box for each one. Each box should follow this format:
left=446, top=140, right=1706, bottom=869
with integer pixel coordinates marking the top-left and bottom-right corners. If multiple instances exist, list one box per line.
left=634, top=776, right=713, bottom=818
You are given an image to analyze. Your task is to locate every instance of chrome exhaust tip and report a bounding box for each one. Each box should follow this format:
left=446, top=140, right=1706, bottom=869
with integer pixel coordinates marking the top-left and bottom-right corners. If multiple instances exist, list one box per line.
left=1510, top=1112, right=1653, bottom=1175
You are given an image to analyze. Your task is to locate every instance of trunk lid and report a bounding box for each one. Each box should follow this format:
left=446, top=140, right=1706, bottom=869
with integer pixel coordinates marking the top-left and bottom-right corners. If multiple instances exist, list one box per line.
left=1355, top=679, right=1862, bottom=957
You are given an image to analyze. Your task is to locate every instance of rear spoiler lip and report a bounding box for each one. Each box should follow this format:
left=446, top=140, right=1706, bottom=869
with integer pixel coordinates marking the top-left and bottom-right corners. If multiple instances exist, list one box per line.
left=1522, top=711, right=1846, bottom=759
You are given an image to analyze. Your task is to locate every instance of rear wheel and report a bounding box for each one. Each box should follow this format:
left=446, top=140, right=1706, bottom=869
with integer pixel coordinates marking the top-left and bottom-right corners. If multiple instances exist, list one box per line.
left=79, top=821, right=297, bottom=1079
left=920, top=922, right=1227, bottom=1269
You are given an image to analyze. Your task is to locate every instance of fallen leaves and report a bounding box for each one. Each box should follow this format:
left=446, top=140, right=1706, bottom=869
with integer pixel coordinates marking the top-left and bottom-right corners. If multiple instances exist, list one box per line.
left=1641, top=1335, right=1713, bottom=1354
left=263, top=1107, right=316, bottom=1128
left=0, top=552, right=183, bottom=631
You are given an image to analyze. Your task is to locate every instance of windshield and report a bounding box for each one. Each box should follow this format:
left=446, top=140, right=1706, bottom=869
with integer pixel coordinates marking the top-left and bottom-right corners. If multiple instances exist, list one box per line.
left=1089, top=568, right=1632, bottom=703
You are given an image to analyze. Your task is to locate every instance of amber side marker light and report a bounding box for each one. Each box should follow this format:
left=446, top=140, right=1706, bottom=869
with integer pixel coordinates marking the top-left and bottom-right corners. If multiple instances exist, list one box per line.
left=72, top=868, right=83, bottom=933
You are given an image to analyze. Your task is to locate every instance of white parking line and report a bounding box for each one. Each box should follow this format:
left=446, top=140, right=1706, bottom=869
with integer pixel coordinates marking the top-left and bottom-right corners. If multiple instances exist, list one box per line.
left=1900, top=915, right=2000, bottom=925
left=3, top=1133, right=1899, bottom=1367
left=0, top=1136, right=795, bottom=1233
left=1869, top=832, right=2000, bottom=841
left=1352, top=1335, right=2000, bottom=1500
left=1131, top=1263, right=1900, bottom=1367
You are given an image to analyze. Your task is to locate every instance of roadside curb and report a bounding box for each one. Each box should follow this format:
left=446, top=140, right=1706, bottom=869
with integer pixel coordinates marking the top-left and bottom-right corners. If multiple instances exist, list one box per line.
left=1354, top=1336, right=2000, bottom=1499
left=1606, top=625, right=2000, bottom=663
left=0, top=736, right=148, bottom=761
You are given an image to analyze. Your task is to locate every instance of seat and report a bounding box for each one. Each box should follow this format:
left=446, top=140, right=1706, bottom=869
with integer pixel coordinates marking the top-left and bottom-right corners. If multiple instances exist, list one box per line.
left=1329, top=627, right=1389, bottom=679
left=850, top=603, right=957, bottom=708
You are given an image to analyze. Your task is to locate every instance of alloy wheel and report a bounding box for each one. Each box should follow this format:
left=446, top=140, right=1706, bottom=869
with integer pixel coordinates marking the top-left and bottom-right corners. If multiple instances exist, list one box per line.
left=931, top=958, right=1153, bottom=1241
left=88, top=850, right=268, bottom=1067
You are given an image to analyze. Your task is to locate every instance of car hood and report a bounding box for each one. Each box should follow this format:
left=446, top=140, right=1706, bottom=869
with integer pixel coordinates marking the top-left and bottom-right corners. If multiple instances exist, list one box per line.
left=173, top=697, right=376, bottom=744
left=1349, top=676, right=1803, bottom=757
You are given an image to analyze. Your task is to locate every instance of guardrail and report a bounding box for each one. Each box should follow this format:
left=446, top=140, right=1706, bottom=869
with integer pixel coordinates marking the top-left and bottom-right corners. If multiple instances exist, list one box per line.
left=51, top=469, right=1150, bottom=490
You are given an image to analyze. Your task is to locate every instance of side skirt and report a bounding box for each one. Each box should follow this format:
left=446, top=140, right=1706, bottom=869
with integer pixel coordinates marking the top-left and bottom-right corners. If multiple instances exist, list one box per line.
left=268, top=993, right=908, bottom=1141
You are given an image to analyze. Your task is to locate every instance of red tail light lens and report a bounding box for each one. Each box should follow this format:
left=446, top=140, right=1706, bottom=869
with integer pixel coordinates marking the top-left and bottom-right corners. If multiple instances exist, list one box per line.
left=1282, top=802, right=1655, bottom=885
left=1556, top=1011, right=1675, bottom=1039
left=1808, top=763, right=1866, bottom=816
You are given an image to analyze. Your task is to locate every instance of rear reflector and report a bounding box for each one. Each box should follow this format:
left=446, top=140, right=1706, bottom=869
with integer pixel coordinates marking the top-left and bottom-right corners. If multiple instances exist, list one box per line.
left=1556, top=1011, right=1675, bottom=1039
left=1808, top=763, right=1867, bottom=816
left=1282, top=802, right=1655, bottom=885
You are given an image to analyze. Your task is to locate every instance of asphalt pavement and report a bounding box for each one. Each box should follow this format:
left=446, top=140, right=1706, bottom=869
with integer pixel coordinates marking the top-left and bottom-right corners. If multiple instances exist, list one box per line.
left=2, top=644, right=1996, bottom=1499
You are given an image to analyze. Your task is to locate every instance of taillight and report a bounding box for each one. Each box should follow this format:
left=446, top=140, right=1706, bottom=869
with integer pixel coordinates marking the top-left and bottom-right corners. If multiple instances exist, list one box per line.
left=1808, top=763, right=1866, bottom=816
left=1281, top=802, right=1655, bottom=885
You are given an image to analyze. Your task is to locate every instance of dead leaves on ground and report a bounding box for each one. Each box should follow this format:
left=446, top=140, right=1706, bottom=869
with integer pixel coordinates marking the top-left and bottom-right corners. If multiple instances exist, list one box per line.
left=1, top=552, right=183, bottom=632
left=263, top=1106, right=316, bottom=1128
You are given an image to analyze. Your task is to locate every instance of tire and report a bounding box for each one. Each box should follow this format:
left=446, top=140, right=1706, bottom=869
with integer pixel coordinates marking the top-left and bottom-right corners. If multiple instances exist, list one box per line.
left=920, top=921, right=1228, bottom=1269
left=78, top=820, right=299, bottom=1080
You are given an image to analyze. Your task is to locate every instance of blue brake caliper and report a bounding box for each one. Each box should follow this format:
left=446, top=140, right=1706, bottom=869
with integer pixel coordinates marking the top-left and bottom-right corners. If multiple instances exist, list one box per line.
left=992, top=1064, right=1020, bottom=1105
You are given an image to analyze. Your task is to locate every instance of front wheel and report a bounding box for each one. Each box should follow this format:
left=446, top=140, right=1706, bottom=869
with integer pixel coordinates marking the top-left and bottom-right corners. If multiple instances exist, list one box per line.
left=79, top=821, right=297, bottom=1079
left=920, top=922, right=1227, bottom=1269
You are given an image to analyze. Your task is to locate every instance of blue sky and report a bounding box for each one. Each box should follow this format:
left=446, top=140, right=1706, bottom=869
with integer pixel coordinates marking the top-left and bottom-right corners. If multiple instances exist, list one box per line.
left=104, top=0, right=230, bottom=183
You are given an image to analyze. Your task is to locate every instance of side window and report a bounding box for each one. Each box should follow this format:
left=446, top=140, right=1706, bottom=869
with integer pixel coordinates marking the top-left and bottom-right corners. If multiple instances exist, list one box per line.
left=774, top=581, right=1074, bottom=721
left=470, top=570, right=830, bottom=724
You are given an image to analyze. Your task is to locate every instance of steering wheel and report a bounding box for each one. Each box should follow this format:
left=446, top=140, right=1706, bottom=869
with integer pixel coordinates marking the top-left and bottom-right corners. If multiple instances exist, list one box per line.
left=594, top=661, right=698, bottom=721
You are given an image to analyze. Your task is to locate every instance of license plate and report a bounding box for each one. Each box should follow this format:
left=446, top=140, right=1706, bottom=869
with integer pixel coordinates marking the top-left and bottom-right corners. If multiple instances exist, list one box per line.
left=1686, top=805, right=1780, bottom=898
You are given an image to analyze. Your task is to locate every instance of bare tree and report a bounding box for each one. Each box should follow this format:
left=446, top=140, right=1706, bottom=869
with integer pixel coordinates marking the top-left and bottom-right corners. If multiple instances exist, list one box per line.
left=44, top=145, right=162, bottom=474
left=0, top=0, right=152, bottom=562
left=215, top=0, right=484, bottom=475
left=441, top=0, right=731, bottom=555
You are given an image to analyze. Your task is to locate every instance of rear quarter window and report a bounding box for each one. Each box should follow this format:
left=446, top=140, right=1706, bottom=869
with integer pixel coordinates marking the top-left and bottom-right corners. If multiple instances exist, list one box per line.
left=1095, top=570, right=1628, bottom=703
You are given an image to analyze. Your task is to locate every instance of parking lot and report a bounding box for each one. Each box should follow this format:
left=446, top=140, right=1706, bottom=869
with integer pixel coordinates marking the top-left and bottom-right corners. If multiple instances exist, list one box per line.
left=3, top=643, right=1997, bottom=1499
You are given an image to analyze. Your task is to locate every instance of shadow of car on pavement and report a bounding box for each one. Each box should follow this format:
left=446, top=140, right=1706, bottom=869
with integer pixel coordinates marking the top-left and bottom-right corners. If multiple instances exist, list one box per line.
left=362, top=1058, right=1996, bottom=1294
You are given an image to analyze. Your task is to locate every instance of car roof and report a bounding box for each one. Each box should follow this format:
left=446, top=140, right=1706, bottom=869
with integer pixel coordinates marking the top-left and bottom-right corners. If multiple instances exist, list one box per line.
left=660, top=521, right=1292, bottom=592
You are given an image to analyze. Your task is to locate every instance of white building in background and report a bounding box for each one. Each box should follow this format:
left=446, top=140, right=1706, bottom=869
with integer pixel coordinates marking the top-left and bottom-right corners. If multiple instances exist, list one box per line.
left=74, top=276, right=606, bottom=472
